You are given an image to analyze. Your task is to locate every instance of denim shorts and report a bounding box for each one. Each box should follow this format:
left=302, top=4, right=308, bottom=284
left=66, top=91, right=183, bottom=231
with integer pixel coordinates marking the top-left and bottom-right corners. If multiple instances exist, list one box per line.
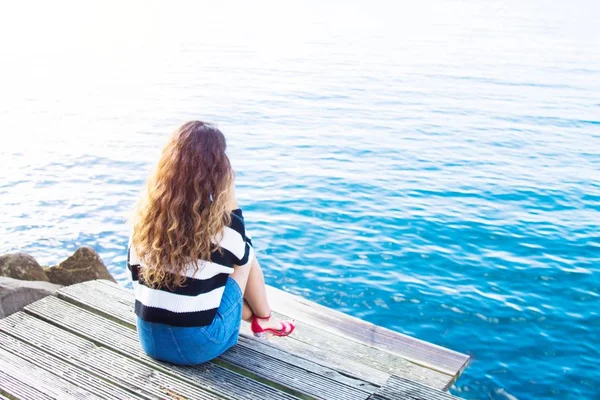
left=136, top=277, right=243, bottom=365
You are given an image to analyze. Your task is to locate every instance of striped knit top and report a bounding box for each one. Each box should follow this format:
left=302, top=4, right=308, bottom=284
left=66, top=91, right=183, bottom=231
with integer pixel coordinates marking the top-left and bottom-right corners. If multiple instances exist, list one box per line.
left=127, top=208, right=254, bottom=327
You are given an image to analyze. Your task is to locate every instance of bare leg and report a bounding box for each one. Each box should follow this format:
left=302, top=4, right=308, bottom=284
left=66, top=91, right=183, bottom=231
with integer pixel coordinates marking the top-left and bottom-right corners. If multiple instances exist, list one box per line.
left=243, top=257, right=271, bottom=318
left=231, top=257, right=292, bottom=331
left=231, top=263, right=258, bottom=323
left=242, top=300, right=253, bottom=322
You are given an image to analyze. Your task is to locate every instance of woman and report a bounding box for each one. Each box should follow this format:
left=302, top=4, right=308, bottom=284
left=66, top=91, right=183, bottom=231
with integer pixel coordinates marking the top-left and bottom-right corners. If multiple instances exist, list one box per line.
left=127, top=120, right=295, bottom=365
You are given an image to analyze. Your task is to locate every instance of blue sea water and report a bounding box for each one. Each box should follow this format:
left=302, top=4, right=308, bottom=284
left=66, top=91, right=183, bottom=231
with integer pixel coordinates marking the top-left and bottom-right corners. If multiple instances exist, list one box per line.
left=1, top=0, right=599, bottom=398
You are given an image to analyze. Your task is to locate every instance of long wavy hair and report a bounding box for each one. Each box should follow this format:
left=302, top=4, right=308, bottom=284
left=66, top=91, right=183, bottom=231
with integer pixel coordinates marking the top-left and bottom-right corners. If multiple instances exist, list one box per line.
left=131, top=121, right=233, bottom=289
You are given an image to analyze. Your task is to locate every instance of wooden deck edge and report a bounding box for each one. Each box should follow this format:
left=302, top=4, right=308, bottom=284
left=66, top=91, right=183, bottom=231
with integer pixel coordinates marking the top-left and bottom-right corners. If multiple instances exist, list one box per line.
left=91, top=279, right=468, bottom=387
left=270, top=284, right=468, bottom=357
left=0, top=278, right=472, bottom=399
left=265, top=285, right=470, bottom=371
left=267, top=307, right=459, bottom=388
left=66, top=280, right=456, bottom=390
left=266, top=284, right=470, bottom=381
left=97, top=279, right=469, bottom=369
left=90, top=280, right=462, bottom=388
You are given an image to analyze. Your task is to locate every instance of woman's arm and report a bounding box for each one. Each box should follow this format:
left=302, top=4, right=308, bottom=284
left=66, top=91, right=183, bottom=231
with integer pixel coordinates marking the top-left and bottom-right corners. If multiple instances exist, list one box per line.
left=226, top=177, right=239, bottom=211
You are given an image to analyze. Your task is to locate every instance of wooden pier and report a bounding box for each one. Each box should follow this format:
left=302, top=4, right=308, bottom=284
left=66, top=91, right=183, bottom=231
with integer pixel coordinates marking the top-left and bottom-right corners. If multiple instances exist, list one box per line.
left=0, top=280, right=469, bottom=399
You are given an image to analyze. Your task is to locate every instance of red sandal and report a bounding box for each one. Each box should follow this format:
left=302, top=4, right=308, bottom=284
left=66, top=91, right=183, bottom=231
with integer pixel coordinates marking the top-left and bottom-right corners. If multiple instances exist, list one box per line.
left=250, top=312, right=296, bottom=338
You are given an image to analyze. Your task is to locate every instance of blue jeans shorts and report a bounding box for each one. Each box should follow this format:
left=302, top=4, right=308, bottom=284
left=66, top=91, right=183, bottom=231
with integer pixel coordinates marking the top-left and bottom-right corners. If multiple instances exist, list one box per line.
left=136, top=277, right=243, bottom=365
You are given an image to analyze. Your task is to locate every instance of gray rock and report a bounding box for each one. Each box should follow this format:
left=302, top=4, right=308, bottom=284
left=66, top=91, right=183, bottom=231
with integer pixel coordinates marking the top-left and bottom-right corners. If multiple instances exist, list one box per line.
left=0, top=277, right=62, bottom=318
left=0, top=252, right=49, bottom=282
left=45, top=246, right=116, bottom=286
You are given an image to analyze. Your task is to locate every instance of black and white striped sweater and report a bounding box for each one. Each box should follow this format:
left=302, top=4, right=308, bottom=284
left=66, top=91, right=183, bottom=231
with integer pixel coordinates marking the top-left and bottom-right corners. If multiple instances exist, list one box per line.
left=127, top=208, right=253, bottom=327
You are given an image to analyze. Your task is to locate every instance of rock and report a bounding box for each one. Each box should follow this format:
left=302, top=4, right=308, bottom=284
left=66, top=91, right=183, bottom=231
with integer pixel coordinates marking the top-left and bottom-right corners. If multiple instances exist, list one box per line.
left=0, top=252, right=49, bottom=282
left=45, top=246, right=116, bottom=286
left=0, top=277, right=62, bottom=318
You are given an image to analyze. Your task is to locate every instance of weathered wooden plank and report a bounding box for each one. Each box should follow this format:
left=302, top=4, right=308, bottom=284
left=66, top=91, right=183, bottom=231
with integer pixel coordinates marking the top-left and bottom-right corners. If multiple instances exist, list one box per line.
left=265, top=285, right=470, bottom=378
left=0, top=346, right=103, bottom=399
left=96, top=281, right=393, bottom=388
left=63, top=281, right=134, bottom=325
left=7, top=304, right=299, bottom=400
left=239, top=321, right=391, bottom=386
left=0, top=369, right=54, bottom=400
left=59, top=283, right=382, bottom=397
left=93, top=280, right=453, bottom=390
left=225, top=337, right=375, bottom=399
left=372, top=375, right=461, bottom=400
left=252, top=313, right=453, bottom=390
left=0, top=331, right=147, bottom=400
left=28, top=295, right=372, bottom=400
left=67, top=279, right=383, bottom=394
left=0, top=312, right=220, bottom=400
left=95, top=281, right=389, bottom=387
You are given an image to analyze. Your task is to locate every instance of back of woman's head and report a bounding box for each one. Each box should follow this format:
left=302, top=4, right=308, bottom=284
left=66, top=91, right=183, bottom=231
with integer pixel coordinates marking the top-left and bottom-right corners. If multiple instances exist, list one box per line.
left=132, top=121, right=233, bottom=288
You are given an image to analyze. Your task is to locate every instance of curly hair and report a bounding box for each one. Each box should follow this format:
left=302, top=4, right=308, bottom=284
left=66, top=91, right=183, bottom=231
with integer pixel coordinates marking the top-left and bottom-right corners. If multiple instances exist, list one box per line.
left=131, top=121, right=234, bottom=289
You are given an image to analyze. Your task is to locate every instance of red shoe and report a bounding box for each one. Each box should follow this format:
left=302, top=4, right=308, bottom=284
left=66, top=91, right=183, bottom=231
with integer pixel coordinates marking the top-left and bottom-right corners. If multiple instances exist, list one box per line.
left=251, top=312, right=296, bottom=338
